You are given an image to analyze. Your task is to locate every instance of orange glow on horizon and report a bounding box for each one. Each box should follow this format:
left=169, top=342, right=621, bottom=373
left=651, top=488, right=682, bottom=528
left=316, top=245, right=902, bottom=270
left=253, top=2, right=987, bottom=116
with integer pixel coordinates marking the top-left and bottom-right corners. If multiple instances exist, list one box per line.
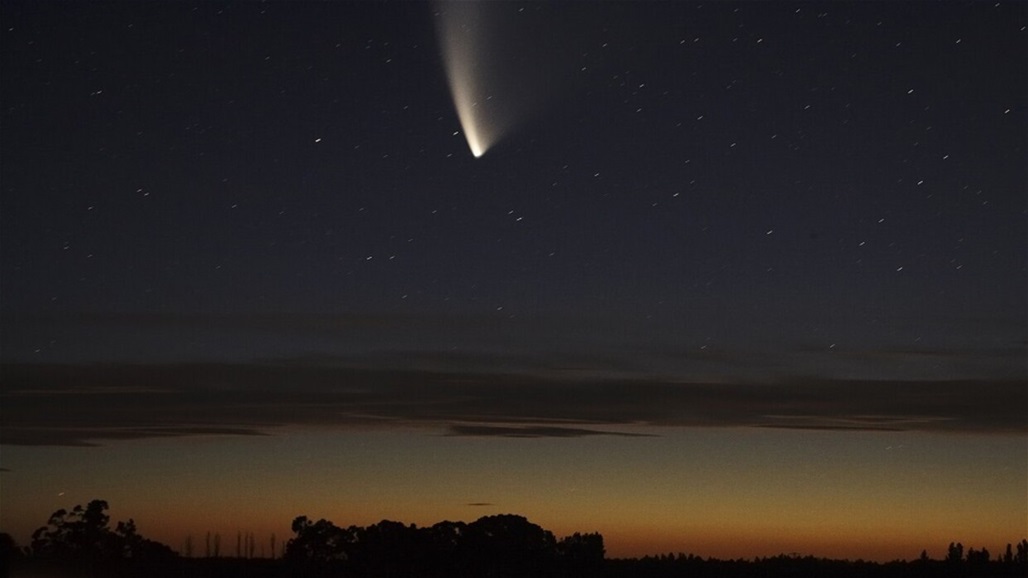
left=2, top=428, right=1025, bottom=562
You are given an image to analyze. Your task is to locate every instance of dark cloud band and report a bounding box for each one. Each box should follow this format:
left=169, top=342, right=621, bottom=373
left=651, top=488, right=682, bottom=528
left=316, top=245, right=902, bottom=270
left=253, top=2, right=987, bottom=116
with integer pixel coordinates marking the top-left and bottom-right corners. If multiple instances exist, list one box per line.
left=1, top=362, right=1024, bottom=446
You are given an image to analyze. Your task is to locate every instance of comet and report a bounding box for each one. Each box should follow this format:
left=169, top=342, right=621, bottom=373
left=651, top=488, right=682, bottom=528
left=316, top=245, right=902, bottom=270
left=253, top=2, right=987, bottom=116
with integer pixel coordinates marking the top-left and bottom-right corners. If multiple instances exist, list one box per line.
left=435, top=2, right=572, bottom=159
left=436, top=1, right=494, bottom=158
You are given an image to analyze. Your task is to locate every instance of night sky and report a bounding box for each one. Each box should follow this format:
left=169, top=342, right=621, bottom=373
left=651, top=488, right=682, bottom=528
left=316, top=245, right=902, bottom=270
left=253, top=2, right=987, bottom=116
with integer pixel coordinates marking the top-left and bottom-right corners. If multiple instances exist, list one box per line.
left=1, top=0, right=1026, bottom=561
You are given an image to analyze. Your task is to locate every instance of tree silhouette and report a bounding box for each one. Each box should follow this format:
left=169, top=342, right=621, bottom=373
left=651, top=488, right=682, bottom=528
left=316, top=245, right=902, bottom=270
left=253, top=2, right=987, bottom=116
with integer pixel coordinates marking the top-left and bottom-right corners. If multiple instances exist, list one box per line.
left=558, top=532, right=605, bottom=577
left=946, top=542, right=964, bottom=563
left=464, top=514, right=560, bottom=578
left=30, top=499, right=112, bottom=559
left=350, top=520, right=424, bottom=577
left=28, top=499, right=175, bottom=574
left=966, top=547, right=989, bottom=564
left=421, top=520, right=468, bottom=577
left=965, top=546, right=991, bottom=577
left=284, top=515, right=354, bottom=563
left=1, top=532, right=22, bottom=576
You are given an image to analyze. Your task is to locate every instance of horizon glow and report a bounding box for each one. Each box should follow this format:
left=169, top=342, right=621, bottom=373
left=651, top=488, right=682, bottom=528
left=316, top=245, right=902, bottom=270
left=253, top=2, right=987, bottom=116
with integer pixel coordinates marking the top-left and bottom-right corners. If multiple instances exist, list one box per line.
left=2, top=427, right=1025, bottom=561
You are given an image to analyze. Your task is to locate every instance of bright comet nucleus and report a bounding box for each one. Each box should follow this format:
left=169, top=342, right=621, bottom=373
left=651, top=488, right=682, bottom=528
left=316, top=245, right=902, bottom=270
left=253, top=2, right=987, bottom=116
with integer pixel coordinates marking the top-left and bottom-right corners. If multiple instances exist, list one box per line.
left=452, top=82, right=486, bottom=158
left=436, top=2, right=496, bottom=158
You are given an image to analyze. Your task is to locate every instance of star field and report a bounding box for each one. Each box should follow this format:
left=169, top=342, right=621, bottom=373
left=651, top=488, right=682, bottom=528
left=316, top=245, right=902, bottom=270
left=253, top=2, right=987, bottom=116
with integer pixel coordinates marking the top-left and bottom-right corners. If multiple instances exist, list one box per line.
left=2, top=2, right=1023, bottom=337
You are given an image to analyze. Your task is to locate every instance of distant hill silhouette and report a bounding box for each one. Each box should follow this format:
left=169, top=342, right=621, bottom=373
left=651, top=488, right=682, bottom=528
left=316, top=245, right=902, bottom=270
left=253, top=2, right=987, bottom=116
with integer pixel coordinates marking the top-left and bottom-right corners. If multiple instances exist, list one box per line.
left=7, top=499, right=1027, bottom=578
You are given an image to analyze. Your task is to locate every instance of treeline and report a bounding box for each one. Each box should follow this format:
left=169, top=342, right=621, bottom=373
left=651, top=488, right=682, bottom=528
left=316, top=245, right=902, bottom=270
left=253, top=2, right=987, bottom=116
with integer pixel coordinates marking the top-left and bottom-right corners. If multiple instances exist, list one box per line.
left=4, top=499, right=1027, bottom=578
left=281, top=512, right=604, bottom=578
left=3, top=499, right=179, bottom=578
left=605, top=548, right=1028, bottom=578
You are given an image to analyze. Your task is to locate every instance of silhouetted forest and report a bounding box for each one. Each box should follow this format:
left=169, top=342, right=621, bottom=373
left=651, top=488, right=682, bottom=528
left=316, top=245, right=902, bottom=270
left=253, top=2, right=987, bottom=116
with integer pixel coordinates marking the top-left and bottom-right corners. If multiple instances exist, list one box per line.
left=4, top=499, right=1026, bottom=578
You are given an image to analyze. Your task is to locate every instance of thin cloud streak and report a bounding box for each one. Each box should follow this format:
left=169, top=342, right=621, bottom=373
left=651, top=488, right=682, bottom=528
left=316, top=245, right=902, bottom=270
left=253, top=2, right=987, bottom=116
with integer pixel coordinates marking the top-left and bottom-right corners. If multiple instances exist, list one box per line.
left=1, top=361, right=1024, bottom=446
left=445, top=424, right=656, bottom=438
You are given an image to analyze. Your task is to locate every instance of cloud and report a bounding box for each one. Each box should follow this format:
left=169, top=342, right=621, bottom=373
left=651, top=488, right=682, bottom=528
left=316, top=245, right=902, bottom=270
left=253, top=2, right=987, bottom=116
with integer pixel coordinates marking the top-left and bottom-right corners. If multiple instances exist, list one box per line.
left=2, top=360, right=1025, bottom=446
left=445, top=424, right=655, bottom=438
left=466, top=502, right=495, bottom=507
left=4, top=312, right=1023, bottom=386
left=754, top=414, right=957, bottom=432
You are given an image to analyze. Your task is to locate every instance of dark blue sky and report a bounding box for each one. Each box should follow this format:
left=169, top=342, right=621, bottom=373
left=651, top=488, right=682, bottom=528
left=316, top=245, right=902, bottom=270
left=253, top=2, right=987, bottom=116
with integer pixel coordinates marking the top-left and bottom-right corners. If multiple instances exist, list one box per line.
left=1, top=1, right=1025, bottom=366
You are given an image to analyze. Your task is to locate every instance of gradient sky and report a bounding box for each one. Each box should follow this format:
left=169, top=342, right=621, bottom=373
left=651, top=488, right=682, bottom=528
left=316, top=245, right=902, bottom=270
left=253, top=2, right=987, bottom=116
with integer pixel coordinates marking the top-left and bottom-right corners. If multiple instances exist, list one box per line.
left=1, top=0, right=1025, bottom=562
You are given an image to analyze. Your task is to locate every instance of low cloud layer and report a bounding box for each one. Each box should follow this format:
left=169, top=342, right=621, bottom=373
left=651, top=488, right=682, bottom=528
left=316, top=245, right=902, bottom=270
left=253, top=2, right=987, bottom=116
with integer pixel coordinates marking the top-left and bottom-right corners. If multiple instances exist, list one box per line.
left=446, top=424, right=656, bottom=438
left=1, top=361, right=1024, bottom=446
